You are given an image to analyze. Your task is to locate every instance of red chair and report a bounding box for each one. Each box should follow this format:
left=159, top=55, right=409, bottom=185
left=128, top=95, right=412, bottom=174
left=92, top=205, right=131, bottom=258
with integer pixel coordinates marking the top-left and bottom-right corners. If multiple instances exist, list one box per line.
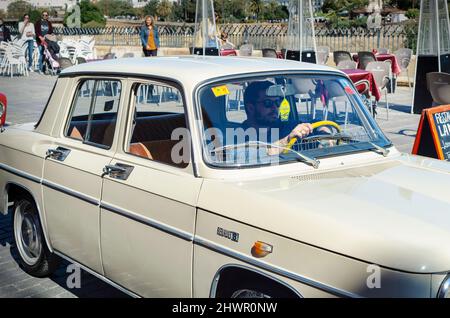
left=0, top=93, right=7, bottom=127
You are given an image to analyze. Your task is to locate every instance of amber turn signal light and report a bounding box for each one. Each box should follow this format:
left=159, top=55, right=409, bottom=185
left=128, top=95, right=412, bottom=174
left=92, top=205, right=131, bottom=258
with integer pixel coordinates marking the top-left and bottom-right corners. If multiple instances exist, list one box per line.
left=251, top=241, right=273, bottom=258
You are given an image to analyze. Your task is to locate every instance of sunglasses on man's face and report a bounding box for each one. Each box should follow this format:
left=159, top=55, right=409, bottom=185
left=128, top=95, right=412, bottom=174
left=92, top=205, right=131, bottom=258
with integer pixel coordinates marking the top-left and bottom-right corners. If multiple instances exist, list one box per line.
left=256, top=98, right=281, bottom=109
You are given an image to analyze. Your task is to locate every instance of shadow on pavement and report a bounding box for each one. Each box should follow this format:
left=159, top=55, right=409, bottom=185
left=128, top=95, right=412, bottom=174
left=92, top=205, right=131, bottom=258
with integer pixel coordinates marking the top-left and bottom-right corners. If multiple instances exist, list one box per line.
left=0, top=211, right=130, bottom=298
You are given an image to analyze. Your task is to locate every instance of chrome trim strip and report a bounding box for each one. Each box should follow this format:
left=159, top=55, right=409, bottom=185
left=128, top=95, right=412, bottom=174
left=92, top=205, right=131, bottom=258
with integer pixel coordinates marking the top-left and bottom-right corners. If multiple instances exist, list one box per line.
left=101, top=202, right=194, bottom=242
left=0, top=163, right=41, bottom=184
left=42, top=179, right=99, bottom=206
left=194, top=236, right=361, bottom=298
left=53, top=250, right=140, bottom=298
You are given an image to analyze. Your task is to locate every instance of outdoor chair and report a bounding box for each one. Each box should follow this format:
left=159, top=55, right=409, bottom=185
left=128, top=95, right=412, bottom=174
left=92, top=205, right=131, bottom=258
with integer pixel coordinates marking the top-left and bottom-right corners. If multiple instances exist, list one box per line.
left=337, top=60, right=357, bottom=70
left=58, top=57, right=73, bottom=71
left=0, top=44, right=28, bottom=77
left=366, top=61, right=391, bottom=120
left=262, top=48, right=278, bottom=58
left=76, top=57, right=87, bottom=64
left=357, top=51, right=377, bottom=70
left=333, top=51, right=352, bottom=66
left=103, top=53, right=117, bottom=60
left=394, top=48, right=413, bottom=90
left=426, top=72, right=450, bottom=105
left=239, top=44, right=253, bottom=57
left=122, top=53, right=135, bottom=58
left=316, top=46, right=330, bottom=65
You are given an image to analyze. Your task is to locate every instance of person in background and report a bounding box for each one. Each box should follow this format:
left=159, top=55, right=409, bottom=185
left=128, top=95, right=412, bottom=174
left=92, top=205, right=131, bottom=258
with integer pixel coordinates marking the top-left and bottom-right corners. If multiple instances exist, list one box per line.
left=0, top=18, right=11, bottom=42
left=140, top=16, right=160, bottom=57
left=219, top=32, right=234, bottom=49
left=35, top=11, right=54, bottom=74
left=19, top=14, right=36, bottom=72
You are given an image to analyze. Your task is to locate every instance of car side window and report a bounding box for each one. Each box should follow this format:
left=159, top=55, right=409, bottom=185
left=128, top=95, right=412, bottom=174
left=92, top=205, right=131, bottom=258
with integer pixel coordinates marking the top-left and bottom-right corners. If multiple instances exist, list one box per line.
left=65, top=79, right=122, bottom=149
left=126, top=82, right=189, bottom=169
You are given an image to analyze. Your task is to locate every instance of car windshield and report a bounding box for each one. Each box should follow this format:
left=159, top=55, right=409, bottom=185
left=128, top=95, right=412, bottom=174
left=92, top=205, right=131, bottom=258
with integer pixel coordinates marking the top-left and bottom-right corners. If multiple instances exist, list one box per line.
left=197, top=73, right=391, bottom=168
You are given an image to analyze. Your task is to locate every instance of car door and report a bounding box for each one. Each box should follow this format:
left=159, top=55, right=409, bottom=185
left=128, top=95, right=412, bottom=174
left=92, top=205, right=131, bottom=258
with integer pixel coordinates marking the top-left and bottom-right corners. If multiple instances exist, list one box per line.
left=42, top=78, right=123, bottom=274
left=100, top=80, right=202, bottom=297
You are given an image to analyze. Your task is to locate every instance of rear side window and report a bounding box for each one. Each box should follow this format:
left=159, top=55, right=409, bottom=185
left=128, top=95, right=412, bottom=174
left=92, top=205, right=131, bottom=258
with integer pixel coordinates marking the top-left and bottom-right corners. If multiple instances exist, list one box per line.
left=65, top=79, right=122, bottom=149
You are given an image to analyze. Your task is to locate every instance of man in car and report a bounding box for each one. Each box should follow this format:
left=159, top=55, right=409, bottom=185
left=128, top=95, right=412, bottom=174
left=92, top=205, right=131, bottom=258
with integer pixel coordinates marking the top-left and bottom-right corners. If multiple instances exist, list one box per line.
left=242, top=80, right=315, bottom=154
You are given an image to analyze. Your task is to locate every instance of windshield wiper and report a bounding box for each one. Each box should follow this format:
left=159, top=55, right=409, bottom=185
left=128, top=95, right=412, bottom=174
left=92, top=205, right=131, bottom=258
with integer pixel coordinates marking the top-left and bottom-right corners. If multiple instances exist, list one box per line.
left=211, top=140, right=320, bottom=169
left=302, top=133, right=356, bottom=143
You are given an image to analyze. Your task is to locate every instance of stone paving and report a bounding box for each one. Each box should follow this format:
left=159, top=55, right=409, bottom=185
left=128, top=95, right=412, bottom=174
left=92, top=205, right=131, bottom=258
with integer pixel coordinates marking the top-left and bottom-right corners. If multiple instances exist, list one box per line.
left=0, top=72, right=421, bottom=298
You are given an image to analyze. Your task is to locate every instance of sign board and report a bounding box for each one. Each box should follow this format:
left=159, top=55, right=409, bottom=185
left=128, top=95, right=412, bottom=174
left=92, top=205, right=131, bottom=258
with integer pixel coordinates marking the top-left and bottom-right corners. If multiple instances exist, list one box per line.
left=412, top=105, right=450, bottom=160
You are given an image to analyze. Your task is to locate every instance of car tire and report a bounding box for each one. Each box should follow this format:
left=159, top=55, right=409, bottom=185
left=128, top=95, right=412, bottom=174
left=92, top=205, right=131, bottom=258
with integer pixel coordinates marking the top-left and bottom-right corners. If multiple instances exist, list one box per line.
left=12, top=196, right=59, bottom=277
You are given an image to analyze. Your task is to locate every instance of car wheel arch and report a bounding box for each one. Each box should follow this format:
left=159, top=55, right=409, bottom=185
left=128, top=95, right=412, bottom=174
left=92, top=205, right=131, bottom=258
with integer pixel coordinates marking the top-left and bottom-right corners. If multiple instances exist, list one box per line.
left=5, top=182, right=53, bottom=253
left=209, top=264, right=302, bottom=298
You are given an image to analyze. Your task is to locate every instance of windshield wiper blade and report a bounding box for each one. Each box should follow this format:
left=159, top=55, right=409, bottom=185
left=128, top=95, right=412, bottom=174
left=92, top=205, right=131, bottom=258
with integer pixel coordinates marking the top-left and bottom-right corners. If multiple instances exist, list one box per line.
left=302, top=133, right=356, bottom=142
left=368, top=142, right=390, bottom=157
left=211, top=140, right=320, bottom=169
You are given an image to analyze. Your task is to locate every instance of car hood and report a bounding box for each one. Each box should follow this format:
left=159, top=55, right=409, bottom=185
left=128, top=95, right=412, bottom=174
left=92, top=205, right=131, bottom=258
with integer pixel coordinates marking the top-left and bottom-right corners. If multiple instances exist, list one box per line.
left=198, top=154, right=450, bottom=273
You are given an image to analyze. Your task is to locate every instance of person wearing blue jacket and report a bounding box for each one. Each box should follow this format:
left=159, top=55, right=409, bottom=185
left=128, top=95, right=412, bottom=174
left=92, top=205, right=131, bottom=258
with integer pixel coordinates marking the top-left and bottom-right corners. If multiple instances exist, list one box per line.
left=140, top=16, right=160, bottom=57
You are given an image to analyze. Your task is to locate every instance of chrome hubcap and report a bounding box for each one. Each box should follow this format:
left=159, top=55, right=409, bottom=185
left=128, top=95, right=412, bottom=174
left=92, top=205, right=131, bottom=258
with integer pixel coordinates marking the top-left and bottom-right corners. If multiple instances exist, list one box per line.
left=14, top=201, right=42, bottom=266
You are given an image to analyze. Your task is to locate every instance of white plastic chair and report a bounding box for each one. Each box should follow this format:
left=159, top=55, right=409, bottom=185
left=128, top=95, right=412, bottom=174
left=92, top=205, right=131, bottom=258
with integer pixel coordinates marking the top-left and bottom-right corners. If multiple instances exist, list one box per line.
left=366, top=61, right=391, bottom=120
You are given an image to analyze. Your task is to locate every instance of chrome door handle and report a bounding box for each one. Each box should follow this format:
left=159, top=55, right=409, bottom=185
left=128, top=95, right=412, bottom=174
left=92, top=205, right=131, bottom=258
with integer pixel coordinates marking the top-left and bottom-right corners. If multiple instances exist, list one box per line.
left=45, top=147, right=71, bottom=161
left=102, top=163, right=134, bottom=180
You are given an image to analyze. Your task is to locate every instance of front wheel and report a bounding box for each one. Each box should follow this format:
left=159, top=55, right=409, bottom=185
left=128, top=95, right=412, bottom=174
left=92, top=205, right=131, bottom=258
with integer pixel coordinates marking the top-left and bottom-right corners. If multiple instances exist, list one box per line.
left=13, top=196, right=59, bottom=277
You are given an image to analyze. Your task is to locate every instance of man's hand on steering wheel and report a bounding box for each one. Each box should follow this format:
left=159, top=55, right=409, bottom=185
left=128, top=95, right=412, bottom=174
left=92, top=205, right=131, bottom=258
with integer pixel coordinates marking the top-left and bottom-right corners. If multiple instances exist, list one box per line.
left=286, top=123, right=314, bottom=143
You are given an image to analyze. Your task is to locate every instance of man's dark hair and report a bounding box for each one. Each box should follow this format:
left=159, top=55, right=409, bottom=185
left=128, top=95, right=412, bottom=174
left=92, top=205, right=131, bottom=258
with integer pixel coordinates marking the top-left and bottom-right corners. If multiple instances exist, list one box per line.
left=23, top=14, right=29, bottom=19
left=243, top=80, right=273, bottom=106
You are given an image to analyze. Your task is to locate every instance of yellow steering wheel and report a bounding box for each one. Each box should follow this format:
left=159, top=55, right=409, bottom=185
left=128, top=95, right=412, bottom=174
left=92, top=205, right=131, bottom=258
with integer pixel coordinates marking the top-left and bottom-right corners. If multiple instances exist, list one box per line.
left=283, top=120, right=342, bottom=154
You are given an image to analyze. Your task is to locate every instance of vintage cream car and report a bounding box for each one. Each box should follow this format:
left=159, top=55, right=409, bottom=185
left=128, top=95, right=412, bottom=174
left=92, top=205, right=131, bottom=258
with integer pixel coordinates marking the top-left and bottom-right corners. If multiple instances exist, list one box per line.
left=1, top=57, right=450, bottom=298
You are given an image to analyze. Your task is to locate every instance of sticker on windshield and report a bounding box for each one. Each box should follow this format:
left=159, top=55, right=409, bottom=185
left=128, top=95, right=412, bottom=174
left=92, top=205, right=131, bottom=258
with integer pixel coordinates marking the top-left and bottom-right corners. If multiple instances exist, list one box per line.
left=211, top=85, right=230, bottom=97
left=279, top=98, right=291, bottom=122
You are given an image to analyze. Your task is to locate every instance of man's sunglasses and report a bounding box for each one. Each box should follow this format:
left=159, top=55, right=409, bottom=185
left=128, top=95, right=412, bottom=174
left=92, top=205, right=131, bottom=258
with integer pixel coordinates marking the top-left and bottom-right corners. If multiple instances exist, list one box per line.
left=256, top=98, right=281, bottom=109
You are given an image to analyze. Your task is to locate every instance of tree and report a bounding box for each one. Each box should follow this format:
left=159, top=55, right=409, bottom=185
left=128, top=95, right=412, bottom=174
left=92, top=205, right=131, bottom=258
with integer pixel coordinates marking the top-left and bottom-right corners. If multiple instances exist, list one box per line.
left=157, top=0, right=173, bottom=21
left=97, top=0, right=136, bottom=18
left=7, top=0, right=32, bottom=19
left=64, top=0, right=105, bottom=27
left=248, top=0, right=264, bottom=20
left=143, top=0, right=160, bottom=17
left=0, top=10, right=5, bottom=19
left=406, top=8, right=419, bottom=19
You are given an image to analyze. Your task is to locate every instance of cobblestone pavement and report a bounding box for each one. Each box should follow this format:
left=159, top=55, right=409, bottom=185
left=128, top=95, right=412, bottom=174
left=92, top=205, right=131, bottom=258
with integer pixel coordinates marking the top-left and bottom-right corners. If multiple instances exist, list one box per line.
left=0, top=212, right=129, bottom=298
left=0, top=73, right=421, bottom=298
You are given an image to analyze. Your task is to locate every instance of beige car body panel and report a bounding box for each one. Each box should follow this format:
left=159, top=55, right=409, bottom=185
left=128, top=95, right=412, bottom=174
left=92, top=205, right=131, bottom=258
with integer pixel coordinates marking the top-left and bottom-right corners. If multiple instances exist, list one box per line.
left=1, top=57, right=450, bottom=297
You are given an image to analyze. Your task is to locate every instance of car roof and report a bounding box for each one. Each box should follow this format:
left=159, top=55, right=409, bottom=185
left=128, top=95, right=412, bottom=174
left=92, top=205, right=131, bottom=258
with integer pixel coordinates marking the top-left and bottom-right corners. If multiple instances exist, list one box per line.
left=61, top=56, right=344, bottom=86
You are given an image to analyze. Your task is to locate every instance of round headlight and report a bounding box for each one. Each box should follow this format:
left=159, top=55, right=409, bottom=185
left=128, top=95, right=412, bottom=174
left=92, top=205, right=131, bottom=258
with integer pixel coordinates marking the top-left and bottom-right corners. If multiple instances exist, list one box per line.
left=438, top=275, right=450, bottom=298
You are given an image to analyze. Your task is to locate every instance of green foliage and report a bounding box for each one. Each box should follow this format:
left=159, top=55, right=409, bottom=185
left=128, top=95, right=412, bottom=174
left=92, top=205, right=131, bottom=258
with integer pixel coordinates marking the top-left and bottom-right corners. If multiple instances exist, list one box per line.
left=96, top=0, right=136, bottom=18
left=406, top=8, right=419, bottom=20
left=7, top=0, right=32, bottom=19
left=64, top=0, right=105, bottom=27
left=143, top=0, right=160, bottom=17
left=350, top=16, right=367, bottom=28
left=28, top=10, right=42, bottom=24
left=322, top=0, right=369, bottom=15
left=157, top=0, right=173, bottom=21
